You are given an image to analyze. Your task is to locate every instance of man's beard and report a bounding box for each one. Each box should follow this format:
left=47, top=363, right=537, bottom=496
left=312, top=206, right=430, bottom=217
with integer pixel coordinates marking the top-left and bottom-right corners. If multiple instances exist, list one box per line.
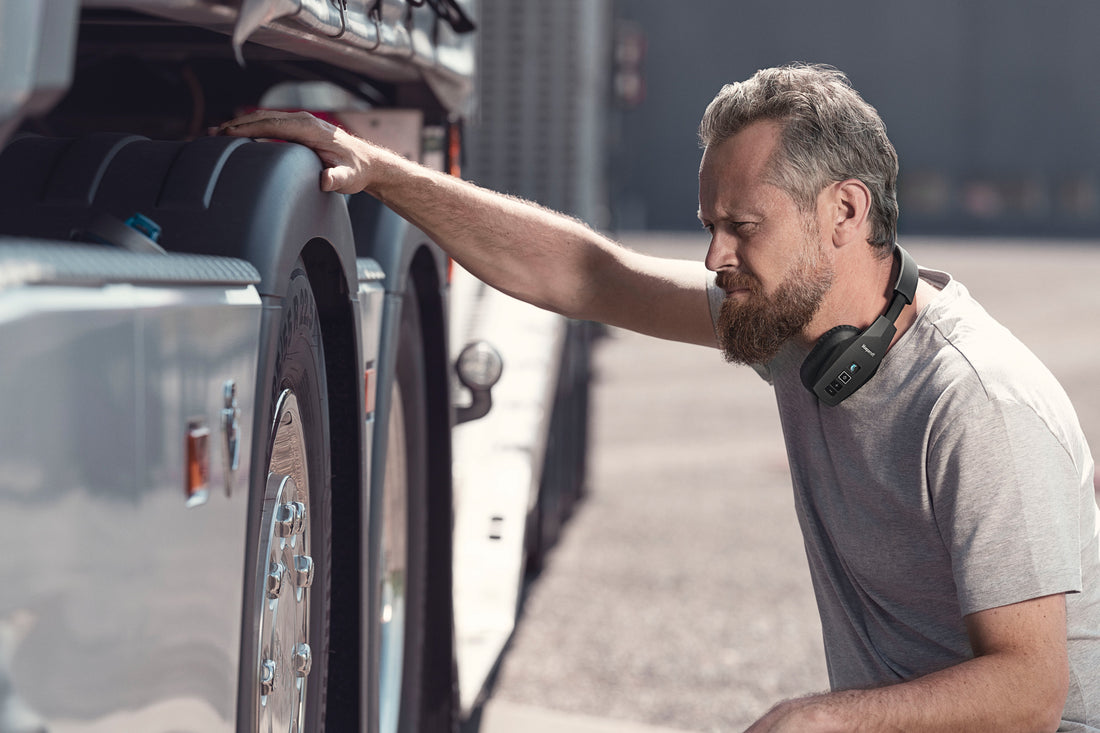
left=715, top=238, right=834, bottom=366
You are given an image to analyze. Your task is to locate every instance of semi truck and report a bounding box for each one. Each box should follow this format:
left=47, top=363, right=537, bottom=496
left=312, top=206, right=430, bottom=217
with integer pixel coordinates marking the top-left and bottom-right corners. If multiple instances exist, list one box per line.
left=0, top=1, right=592, bottom=731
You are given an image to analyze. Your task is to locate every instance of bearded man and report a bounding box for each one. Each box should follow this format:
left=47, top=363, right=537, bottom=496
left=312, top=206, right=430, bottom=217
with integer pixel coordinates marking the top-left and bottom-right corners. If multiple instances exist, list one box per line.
left=222, top=63, right=1100, bottom=732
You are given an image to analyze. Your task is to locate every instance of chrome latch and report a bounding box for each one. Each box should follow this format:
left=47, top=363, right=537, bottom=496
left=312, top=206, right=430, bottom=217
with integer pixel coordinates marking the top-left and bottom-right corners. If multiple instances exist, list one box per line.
left=222, top=379, right=241, bottom=497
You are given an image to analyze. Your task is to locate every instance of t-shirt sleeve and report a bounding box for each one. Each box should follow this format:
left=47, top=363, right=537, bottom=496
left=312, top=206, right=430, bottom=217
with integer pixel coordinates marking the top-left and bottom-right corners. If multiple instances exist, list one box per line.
left=928, top=396, right=1083, bottom=617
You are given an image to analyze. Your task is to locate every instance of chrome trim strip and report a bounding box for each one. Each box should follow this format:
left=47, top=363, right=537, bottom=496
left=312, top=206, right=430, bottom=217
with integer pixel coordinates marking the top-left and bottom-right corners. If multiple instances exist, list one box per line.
left=0, top=240, right=261, bottom=290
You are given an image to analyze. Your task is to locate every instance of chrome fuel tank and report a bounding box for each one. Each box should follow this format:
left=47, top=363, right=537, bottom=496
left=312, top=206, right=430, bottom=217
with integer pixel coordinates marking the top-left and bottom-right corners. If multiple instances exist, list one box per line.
left=0, top=241, right=261, bottom=732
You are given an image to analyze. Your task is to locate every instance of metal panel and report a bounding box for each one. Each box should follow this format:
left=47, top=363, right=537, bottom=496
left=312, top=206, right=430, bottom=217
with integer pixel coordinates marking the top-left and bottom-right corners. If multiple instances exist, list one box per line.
left=449, top=262, right=565, bottom=715
left=0, top=265, right=261, bottom=731
left=0, top=0, right=79, bottom=144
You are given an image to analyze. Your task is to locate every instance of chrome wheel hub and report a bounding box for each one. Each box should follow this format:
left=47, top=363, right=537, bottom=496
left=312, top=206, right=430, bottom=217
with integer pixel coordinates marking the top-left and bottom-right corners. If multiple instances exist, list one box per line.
left=257, top=391, right=314, bottom=732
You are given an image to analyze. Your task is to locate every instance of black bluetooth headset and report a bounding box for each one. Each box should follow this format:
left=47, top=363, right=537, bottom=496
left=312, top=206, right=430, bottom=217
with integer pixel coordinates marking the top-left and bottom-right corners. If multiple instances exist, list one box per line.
left=799, top=244, right=919, bottom=406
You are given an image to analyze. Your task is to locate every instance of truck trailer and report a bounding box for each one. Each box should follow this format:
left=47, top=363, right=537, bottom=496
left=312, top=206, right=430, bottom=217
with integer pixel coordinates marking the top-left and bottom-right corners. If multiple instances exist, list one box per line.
left=0, top=1, right=591, bottom=731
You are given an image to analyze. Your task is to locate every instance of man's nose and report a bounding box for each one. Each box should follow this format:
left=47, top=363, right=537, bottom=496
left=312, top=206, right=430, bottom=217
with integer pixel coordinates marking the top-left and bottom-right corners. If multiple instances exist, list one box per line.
left=704, top=231, right=740, bottom=272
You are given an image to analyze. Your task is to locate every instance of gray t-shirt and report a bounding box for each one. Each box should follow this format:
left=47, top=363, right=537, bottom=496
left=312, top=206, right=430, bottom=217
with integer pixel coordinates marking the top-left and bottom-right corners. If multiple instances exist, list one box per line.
left=709, top=268, right=1100, bottom=729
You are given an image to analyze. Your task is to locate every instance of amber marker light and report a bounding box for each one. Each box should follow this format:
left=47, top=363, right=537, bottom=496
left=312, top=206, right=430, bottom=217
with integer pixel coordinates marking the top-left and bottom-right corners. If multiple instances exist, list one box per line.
left=445, top=121, right=463, bottom=284
left=447, top=122, right=463, bottom=178
left=186, top=420, right=211, bottom=508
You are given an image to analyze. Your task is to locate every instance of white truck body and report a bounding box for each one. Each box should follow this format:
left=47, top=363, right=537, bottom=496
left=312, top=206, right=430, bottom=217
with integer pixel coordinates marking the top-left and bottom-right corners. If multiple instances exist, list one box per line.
left=0, top=2, right=586, bottom=731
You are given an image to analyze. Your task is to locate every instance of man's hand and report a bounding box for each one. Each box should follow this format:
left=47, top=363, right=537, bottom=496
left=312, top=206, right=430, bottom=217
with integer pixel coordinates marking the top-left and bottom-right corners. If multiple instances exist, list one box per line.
left=743, top=697, right=825, bottom=733
left=740, top=593, right=1069, bottom=733
left=217, top=110, right=376, bottom=194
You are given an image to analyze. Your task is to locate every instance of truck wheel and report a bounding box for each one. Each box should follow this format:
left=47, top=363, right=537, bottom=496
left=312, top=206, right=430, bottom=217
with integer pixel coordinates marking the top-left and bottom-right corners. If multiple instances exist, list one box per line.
left=379, top=281, right=430, bottom=733
left=253, top=265, right=332, bottom=732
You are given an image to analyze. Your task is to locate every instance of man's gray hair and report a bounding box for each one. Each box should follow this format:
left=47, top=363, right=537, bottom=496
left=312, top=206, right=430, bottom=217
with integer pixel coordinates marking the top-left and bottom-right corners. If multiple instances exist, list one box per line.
left=699, top=63, right=899, bottom=249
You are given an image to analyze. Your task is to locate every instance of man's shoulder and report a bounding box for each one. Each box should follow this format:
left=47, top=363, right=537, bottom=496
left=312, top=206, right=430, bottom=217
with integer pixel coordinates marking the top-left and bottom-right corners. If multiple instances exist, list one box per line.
left=911, top=274, right=1083, bottom=448
left=915, top=274, right=1055, bottom=403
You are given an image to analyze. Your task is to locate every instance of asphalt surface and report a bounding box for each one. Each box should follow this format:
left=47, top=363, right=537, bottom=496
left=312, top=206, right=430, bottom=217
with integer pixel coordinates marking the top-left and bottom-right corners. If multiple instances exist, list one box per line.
left=474, top=235, right=1100, bottom=733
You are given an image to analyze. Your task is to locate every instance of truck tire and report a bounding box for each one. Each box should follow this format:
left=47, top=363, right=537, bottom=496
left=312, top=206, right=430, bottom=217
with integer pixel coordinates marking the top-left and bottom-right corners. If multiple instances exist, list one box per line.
left=251, top=263, right=333, bottom=732
left=379, top=279, right=431, bottom=733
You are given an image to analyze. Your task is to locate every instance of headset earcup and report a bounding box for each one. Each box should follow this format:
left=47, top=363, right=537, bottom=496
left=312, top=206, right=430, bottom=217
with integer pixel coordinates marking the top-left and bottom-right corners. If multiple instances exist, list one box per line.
left=800, top=325, right=861, bottom=392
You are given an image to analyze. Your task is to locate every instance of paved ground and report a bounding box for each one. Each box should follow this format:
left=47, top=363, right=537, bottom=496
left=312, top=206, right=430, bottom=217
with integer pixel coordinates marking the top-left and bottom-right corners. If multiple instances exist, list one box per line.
left=474, top=235, right=1100, bottom=733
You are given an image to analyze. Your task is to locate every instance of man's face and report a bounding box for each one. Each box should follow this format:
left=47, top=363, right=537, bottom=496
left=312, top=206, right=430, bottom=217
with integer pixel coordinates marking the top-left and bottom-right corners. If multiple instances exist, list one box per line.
left=698, top=120, right=834, bottom=365
left=713, top=216, right=834, bottom=364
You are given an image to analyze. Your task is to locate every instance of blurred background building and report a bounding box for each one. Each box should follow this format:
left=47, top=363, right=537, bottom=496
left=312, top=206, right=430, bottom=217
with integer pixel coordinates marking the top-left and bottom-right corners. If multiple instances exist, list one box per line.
left=467, top=0, right=613, bottom=230
left=467, top=0, right=1100, bottom=239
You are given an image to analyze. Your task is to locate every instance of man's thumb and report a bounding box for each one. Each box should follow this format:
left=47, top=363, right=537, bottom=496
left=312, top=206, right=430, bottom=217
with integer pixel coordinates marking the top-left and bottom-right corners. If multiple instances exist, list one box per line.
left=321, top=166, right=356, bottom=193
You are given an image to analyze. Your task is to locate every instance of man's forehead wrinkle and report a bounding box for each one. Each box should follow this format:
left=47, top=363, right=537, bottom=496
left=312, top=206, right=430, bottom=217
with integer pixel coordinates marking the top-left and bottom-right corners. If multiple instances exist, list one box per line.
left=702, top=186, right=768, bottom=223
left=698, top=198, right=737, bottom=225
left=700, top=139, right=788, bottom=219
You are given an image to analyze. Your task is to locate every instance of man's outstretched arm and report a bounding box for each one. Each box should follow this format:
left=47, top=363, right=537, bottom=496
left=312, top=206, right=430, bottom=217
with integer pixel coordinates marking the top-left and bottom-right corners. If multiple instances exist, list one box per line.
left=746, top=593, right=1069, bottom=733
left=219, top=110, right=717, bottom=347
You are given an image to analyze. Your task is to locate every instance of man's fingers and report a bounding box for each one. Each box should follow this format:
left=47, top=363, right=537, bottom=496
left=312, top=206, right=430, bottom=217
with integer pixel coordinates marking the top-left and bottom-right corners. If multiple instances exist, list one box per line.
left=216, top=110, right=368, bottom=194
left=217, top=110, right=329, bottom=142
left=217, top=108, right=307, bottom=130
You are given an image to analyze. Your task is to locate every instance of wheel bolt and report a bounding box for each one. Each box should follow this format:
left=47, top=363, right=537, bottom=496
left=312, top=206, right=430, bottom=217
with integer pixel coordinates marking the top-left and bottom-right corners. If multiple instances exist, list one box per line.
left=293, top=643, right=312, bottom=677
left=274, top=502, right=294, bottom=537
left=260, top=658, right=276, bottom=696
left=291, top=501, right=307, bottom=534
left=275, top=501, right=305, bottom=537
left=293, top=555, right=314, bottom=588
left=266, top=562, right=285, bottom=600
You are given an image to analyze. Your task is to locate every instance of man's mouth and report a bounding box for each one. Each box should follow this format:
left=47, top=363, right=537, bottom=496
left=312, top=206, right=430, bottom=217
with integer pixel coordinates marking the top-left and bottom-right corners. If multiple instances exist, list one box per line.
left=716, top=271, right=758, bottom=296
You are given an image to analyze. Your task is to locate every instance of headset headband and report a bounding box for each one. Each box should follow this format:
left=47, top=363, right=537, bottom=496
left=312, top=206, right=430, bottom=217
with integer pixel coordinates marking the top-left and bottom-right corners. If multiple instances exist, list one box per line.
left=800, top=244, right=918, bottom=406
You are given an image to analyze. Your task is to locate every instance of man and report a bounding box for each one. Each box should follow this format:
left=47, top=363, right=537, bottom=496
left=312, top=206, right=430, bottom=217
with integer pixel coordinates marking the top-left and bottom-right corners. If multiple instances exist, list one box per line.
left=221, top=63, right=1100, bottom=731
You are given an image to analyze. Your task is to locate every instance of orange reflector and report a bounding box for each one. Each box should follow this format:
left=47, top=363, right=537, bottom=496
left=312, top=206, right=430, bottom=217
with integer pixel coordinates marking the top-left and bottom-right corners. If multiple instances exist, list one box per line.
left=447, top=123, right=462, bottom=178
left=186, top=421, right=211, bottom=508
left=364, top=365, right=377, bottom=416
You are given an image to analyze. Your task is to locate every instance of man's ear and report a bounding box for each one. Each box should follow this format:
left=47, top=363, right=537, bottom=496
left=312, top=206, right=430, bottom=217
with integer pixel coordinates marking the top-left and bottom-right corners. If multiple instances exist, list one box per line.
left=829, top=179, right=873, bottom=247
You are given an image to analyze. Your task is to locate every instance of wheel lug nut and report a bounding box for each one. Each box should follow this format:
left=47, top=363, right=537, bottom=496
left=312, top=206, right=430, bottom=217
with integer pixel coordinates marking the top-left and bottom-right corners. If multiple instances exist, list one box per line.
left=266, top=562, right=285, bottom=599
left=293, top=555, right=314, bottom=588
left=275, top=501, right=306, bottom=537
left=292, top=501, right=307, bottom=534
left=260, top=658, right=276, bottom=696
left=293, top=643, right=312, bottom=677
left=274, top=502, right=295, bottom=537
